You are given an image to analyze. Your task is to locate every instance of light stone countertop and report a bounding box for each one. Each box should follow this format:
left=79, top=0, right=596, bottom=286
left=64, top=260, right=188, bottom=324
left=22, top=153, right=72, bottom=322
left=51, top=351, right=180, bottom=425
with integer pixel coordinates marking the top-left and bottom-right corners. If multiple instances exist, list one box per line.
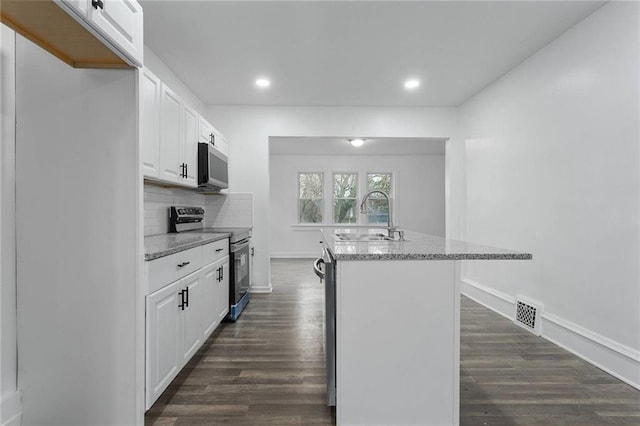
left=322, top=228, right=532, bottom=261
left=144, top=232, right=230, bottom=261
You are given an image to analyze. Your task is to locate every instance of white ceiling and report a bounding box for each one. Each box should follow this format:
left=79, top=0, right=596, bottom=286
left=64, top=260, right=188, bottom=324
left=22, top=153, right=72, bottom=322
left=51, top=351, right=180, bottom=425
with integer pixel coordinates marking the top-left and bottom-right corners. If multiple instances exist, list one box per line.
left=141, top=1, right=605, bottom=107
left=269, top=137, right=446, bottom=155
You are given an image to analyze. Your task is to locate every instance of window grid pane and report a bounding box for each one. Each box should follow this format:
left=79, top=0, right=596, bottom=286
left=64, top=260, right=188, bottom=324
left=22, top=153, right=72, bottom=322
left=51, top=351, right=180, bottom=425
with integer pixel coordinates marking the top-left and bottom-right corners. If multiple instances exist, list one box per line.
left=366, top=173, right=392, bottom=224
left=333, top=173, right=358, bottom=224
left=299, top=173, right=324, bottom=223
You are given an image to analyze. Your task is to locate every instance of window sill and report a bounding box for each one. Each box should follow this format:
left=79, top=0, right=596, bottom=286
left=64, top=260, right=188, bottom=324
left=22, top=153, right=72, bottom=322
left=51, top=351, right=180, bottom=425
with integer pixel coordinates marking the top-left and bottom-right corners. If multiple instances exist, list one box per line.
left=291, top=224, right=389, bottom=231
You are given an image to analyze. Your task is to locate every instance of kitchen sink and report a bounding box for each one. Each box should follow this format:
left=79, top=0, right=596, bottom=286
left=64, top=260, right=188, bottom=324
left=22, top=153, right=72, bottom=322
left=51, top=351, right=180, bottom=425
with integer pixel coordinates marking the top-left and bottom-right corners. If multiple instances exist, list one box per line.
left=334, top=232, right=395, bottom=241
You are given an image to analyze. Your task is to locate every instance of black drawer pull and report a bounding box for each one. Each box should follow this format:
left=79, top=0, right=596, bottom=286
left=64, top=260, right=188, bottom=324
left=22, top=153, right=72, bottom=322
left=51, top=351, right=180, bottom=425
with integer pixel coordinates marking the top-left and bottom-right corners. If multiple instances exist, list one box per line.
left=177, top=261, right=190, bottom=268
left=215, top=248, right=224, bottom=252
left=92, top=0, right=104, bottom=9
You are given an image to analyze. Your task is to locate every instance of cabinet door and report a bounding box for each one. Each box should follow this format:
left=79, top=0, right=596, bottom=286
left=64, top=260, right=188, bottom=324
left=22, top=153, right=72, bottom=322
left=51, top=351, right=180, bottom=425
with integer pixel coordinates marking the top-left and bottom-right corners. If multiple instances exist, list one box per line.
left=217, top=257, right=230, bottom=322
left=87, top=0, right=143, bottom=66
left=141, top=68, right=161, bottom=179
left=179, top=272, right=203, bottom=367
left=159, top=85, right=181, bottom=183
left=181, top=104, right=198, bottom=188
left=201, top=261, right=219, bottom=338
left=198, top=115, right=214, bottom=144
left=146, top=280, right=181, bottom=409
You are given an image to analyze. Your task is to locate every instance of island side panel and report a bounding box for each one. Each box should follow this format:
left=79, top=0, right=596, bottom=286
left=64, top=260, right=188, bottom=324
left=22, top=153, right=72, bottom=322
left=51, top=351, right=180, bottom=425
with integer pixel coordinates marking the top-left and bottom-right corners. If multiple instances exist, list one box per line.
left=336, top=259, right=459, bottom=426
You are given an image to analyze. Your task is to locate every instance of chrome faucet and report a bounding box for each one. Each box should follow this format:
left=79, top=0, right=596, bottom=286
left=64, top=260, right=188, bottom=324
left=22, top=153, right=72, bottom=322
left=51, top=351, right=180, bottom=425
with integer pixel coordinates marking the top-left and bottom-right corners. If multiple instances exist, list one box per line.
left=359, top=190, right=404, bottom=240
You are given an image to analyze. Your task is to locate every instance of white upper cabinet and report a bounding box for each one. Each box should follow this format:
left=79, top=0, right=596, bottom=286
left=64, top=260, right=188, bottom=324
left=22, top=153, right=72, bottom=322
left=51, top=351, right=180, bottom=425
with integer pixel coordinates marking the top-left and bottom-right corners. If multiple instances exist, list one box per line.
left=149, top=86, right=198, bottom=188
left=159, top=84, right=182, bottom=183
left=86, top=0, right=143, bottom=66
left=198, top=115, right=214, bottom=145
left=44, top=0, right=143, bottom=67
left=181, top=104, right=199, bottom=188
left=141, top=74, right=229, bottom=189
left=198, top=116, right=229, bottom=158
left=141, top=68, right=161, bottom=179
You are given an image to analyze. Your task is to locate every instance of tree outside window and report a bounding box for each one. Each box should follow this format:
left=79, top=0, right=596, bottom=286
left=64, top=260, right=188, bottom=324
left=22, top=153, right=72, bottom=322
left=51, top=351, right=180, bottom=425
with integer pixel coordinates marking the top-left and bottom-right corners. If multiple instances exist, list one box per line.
left=365, top=173, right=392, bottom=224
left=298, top=173, right=324, bottom=223
left=333, top=173, right=358, bottom=224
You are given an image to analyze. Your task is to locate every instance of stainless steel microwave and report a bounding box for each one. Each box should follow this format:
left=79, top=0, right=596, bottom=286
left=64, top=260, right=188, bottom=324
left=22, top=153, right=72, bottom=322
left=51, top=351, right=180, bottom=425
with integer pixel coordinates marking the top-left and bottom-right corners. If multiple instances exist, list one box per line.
left=197, top=142, right=228, bottom=191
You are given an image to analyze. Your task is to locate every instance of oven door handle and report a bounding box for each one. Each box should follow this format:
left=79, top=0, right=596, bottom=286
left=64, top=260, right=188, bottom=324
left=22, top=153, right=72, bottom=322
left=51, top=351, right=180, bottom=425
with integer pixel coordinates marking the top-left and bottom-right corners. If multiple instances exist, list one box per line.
left=313, top=258, right=325, bottom=280
left=231, top=239, right=250, bottom=252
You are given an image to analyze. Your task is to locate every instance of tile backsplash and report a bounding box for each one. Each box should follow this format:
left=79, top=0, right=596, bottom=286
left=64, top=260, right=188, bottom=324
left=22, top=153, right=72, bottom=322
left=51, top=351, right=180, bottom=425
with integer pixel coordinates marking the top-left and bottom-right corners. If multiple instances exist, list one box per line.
left=205, top=192, right=253, bottom=228
left=144, top=184, right=253, bottom=236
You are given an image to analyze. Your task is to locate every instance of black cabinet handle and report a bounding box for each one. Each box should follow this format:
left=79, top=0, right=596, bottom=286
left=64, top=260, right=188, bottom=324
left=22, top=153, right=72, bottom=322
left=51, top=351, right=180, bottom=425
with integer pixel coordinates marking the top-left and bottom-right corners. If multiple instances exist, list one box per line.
left=92, top=0, right=104, bottom=9
left=210, top=133, right=215, bottom=145
left=185, top=163, right=188, bottom=177
left=178, top=289, right=186, bottom=310
left=215, top=248, right=224, bottom=252
left=184, top=287, right=189, bottom=307
left=177, top=261, right=190, bottom=268
left=220, top=265, right=224, bottom=282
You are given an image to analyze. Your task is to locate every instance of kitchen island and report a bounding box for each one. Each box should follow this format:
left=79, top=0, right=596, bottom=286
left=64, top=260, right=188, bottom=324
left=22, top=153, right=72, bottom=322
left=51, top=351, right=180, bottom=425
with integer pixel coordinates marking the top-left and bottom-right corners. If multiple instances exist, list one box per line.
left=321, top=228, right=532, bottom=426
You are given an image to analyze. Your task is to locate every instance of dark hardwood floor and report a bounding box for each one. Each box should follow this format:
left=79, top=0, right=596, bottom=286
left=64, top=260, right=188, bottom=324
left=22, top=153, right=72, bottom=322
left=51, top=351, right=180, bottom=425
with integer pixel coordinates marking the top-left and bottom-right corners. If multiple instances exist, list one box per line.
left=146, top=259, right=640, bottom=425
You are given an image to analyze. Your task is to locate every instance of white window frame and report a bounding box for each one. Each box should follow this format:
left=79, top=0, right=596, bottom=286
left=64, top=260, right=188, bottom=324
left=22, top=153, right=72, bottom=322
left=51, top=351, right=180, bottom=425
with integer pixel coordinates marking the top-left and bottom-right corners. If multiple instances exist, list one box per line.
left=297, top=171, right=324, bottom=224
left=364, top=171, right=394, bottom=225
left=332, top=172, right=359, bottom=225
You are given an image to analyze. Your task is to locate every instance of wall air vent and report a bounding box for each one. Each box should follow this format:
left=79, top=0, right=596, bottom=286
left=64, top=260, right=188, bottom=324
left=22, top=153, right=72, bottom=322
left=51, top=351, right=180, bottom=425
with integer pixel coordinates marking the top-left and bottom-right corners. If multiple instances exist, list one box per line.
left=515, top=297, right=542, bottom=335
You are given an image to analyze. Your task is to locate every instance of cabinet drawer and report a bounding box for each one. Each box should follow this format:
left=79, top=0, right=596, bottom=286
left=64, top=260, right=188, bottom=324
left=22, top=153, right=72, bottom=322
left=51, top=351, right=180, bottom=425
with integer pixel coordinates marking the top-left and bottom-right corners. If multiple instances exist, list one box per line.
left=202, top=238, right=229, bottom=265
left=148, top=246, right=202, bottom=294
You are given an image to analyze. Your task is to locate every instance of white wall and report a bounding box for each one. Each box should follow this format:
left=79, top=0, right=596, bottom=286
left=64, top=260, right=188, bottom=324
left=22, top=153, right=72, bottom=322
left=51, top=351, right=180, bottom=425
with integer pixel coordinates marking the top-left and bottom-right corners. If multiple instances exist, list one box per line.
left=204, top=106, right=458, bottom=291
left=455, top=2, right=640, bottom=388
left=269, top=154, right=445, bottom=257
left=15, top=35, right=141, bottom=425
left=0, top=24, right=20, bottom=426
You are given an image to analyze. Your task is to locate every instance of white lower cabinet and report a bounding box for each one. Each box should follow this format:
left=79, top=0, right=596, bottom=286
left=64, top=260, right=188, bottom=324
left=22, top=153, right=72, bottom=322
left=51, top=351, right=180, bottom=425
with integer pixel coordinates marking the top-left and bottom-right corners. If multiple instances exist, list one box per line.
left=202, top=256, right=229, bottom=338
left=179, top=272, right=203, bottom=365
left=146, top=239, right=230, bottom=410
left=146, top=277, right=183, bottom=409
left=216, top=257, right=230, bottom=323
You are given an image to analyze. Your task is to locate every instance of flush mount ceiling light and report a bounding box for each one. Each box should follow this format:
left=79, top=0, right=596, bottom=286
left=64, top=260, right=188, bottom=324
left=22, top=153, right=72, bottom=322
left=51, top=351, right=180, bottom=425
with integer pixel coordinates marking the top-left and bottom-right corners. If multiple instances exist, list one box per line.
left=255, top=78, right=271, bottom=88
left=349, top=138, right=365, bottom=147
left=404, top=79, right=420, bottom=90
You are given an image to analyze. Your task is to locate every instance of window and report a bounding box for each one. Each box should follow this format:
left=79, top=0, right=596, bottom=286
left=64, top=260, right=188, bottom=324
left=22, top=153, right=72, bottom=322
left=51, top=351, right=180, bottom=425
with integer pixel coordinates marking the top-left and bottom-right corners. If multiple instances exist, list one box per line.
left=298, top=173, right=324, bottom=223
left=333, top=173, right=358, bottom=224
left=365, top=173, right=392, bottom=224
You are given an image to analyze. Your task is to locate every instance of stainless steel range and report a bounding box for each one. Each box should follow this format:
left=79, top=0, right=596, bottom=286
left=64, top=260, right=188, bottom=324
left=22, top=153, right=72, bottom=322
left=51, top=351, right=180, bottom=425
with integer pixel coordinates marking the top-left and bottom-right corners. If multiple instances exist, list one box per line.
left=169, top=206, right=252, bottom=321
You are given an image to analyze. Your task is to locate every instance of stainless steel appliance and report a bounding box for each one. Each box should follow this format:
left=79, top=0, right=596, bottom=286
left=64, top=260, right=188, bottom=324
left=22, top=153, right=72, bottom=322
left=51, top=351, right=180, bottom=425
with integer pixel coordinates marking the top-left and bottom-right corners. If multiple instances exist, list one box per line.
left=169, top=207, right=251, bottom=321
left=197, top=142, right=228, bottom=192
left=313, top=248, right=336, bottom=406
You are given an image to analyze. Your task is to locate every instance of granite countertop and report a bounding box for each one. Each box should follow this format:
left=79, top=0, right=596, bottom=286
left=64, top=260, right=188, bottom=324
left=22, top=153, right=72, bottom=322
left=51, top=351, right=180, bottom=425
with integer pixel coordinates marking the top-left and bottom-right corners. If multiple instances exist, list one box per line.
left=322, top=228, right=532, bottom=261
left=145, top=232, right=230, bottom=261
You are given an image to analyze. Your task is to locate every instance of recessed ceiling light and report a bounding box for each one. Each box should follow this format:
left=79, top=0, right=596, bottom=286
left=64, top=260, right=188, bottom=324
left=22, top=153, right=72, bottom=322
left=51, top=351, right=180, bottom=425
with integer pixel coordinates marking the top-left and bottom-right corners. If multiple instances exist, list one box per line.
left=349, top=138, right=365, bottom=147
left=255, top=78, right=271, bottom=88
left=404, top=79, right=420, bottom=90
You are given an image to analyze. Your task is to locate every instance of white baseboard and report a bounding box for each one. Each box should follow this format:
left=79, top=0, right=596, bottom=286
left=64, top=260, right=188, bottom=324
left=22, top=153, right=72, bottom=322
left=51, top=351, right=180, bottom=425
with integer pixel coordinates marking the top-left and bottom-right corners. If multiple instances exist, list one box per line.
left=460, top=277, right=514, bottom=320
left=270, top=252, right=318, bottom=259
left=461, top=277, right=640, bottom=391
left=1, top=390, right=22, bottom=426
